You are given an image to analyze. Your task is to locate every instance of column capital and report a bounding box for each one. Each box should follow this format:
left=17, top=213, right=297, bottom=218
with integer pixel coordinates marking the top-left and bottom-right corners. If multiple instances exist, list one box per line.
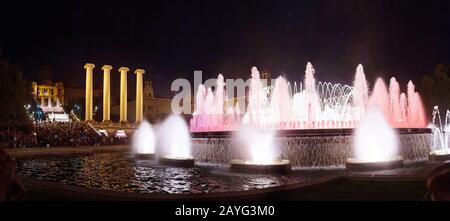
left=84, top=63, right=95, bottom=69
left=134, top=68, right=145, bottom=75
left=101, top=65, right=113, bottom=71
left=119, top=66, right=130, bottom=73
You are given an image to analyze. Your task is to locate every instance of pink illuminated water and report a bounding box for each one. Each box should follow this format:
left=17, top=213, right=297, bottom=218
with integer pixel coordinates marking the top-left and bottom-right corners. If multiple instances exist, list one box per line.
left=190, top=63, right=427, bottom=132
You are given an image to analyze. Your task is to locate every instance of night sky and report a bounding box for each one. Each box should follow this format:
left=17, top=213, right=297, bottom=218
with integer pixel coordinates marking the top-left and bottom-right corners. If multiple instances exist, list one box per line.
left=1, top=0, right=449, bottom=97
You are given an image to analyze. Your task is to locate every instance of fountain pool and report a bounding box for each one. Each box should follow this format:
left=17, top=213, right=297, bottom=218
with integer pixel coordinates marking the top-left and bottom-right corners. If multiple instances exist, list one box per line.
left=15, top=152, right=334, bottom=194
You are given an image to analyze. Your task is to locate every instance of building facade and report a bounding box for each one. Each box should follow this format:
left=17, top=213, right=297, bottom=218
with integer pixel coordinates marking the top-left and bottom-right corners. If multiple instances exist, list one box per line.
left=31, top=81, right=65, bottom=112
left=111, top=80, right=172, bottom=123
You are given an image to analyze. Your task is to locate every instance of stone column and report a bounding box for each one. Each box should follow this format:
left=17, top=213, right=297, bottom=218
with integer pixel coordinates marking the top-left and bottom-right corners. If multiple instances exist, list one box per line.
left=134, top=69, right=145, bottom=123
left=84, top=63, right=95, bottom=121
left=102, top=65, right=113, bottom=123
left=56, top=97, right=61, bottom=107
left=47, top=96, right=52, bottom=108
left=40, top=95, right=45, bottom=107
left=54, top=88, right=60, bottom=107
left=119, top=67, right=130, bottom=123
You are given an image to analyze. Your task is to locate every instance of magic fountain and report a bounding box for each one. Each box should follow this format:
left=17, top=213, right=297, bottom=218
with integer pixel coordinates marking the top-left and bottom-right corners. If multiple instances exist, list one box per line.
left=13, top=62, right=437, bottom=199
left=190, top=63, right=430, bottom=169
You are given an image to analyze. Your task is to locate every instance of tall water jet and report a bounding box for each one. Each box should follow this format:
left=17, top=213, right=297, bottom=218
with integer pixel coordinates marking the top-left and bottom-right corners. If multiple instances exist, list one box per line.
left=346, top=107, right=403, bottom=170
left=429, top=106, right=450, bottom=161
left=230, top=126, right=291, bottom=173
left=304, top=62, right=320, bottom=124
left=245, top=66, right=264, bottom=125
left=389, top=77, right=403, bottom=126
left=270, top=76, right=293, bottom=128
left=406, top=81, right=427, bottom=128
left=157, top=114, right=194, bottom=167
left=353, top=64, right=369, bottom=121
left=370, top=78, right=391, bottom=122
left=132, top=120, right=156, bottom=159
left=215, top=74, right=225, bottom=115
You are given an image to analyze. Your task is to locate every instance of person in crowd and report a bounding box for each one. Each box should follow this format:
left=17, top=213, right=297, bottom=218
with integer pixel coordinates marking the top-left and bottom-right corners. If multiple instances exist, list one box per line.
left=0, top=121, right=129, bottom=148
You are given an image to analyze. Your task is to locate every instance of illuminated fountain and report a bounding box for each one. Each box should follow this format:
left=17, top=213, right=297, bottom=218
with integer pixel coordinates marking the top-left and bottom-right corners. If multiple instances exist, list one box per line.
left=429, top=106, right=450, bottom=161
left=230, top=126, right=291, bottom=173
left=190, top=62, right=429, bottom=169
left=346, top=105, right=404, bottom=170
left=132, top=120, right=156, bottom=159
left=157, top=114, right=195, bottom=167
left=190, top=63, right=427, bottom=132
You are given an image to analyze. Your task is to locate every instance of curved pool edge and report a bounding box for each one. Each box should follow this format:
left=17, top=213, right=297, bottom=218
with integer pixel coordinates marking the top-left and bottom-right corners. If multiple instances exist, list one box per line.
left=18, top=161, right=444, bottom=201
left=18, top=174, right=343, bottom=201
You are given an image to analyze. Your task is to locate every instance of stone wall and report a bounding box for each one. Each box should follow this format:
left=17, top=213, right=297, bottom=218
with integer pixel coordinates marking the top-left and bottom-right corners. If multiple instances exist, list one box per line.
left=192, top=133, right=431, bottom=168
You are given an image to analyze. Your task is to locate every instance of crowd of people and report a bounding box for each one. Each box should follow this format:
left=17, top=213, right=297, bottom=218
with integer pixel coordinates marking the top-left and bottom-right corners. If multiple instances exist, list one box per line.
left=0, top=121, right=129, bottom=148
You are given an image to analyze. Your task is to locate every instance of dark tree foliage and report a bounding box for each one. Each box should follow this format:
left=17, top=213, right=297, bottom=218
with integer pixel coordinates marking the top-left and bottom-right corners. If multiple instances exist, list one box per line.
left=420, top=64, right=450, bottom=117
left=0, top=57, right=32, bottom=132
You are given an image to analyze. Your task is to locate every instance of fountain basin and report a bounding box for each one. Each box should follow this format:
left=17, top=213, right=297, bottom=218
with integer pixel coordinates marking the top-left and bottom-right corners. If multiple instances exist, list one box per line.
left=230, top=159, right=291, bottom=174
left=429, top=150, right=450, bottom=161
left=134, top=153, right=156, bottom=160
left=159, top=156, right=195, bottom=167
left=346, top=157, right=404, bottom=171
left=191, top=128, right=430, bottom=168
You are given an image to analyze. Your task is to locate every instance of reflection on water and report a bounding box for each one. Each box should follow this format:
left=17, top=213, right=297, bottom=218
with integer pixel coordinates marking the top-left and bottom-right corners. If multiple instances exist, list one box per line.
left=16, top=153, right=337, bottom=194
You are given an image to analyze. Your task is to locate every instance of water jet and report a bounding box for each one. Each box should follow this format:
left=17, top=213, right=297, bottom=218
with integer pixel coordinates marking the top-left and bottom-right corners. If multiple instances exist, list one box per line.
left=132, top=120, right=156, bottom=159
left=230, top=127, right=291, bottom=173
left=346, top=107, right=404, bottom=170
left=157, top=114, right=195, bottom=167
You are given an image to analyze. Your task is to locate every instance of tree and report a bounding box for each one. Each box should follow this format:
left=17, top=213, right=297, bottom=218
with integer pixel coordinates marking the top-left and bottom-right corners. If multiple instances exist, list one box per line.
left=0, top=57, right=32, bottom=132
left=420, top=64, right=450, bottom=117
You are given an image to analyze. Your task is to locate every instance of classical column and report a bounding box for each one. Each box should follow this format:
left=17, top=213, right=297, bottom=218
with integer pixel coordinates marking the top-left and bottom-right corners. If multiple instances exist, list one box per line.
left=134, top=69, right=145, bottom=123
left=47, top=96, right=52, bottom=107
left=56, top=97, right=61, bottom=107
left=40, top=95, right=45, bottom=107
left=54, top=88, right=60, bottom=107
left=84, top=63, right=95, bottom=121
left=102, top=65, right=113, bottom=123
left=119, top=67, right=130, bottom=123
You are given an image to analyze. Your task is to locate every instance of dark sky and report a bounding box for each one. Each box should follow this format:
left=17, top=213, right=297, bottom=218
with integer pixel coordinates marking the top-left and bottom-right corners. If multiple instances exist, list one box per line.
left=1, top=0, right=449, bottom=97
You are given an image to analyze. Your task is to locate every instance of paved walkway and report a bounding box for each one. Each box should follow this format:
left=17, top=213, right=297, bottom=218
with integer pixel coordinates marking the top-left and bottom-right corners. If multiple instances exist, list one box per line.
left=4, top=145, right=129, bottom=159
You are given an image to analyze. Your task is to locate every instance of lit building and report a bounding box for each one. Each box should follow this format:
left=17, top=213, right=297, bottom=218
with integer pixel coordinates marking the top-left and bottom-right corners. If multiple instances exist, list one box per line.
left=111, top=80, right=172, bottom=123
left=31, top=81, right=70, bottom=122
left=32, top=81, right=65, bottom=112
